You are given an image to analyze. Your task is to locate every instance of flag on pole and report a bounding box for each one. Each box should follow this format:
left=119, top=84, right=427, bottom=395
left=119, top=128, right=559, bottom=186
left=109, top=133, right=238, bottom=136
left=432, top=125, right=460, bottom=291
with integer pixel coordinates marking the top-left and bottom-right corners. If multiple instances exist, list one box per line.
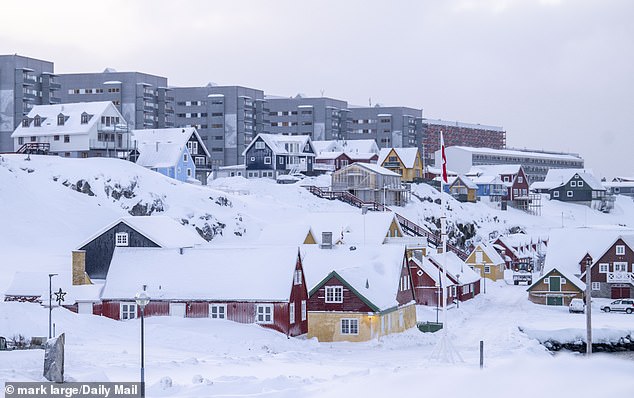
left=440, top=131, right=448, bottom=183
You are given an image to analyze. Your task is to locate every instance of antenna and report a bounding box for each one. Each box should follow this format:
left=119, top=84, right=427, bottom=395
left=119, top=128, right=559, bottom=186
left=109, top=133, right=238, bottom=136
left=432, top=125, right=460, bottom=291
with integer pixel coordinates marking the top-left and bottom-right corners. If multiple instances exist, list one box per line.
left=320, top=89, right=325, bottom=97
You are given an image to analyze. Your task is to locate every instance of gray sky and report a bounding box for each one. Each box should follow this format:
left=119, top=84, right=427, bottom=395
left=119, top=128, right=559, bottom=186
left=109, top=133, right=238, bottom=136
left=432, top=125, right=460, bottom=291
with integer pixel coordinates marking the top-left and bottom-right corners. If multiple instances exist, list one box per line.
left=2, top=0, right=632, bottom=178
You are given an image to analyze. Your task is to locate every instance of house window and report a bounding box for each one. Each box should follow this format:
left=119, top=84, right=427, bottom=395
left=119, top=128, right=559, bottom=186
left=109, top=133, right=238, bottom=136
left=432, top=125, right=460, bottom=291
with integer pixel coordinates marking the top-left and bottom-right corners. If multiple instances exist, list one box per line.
left=264, top=156, right=271, bottom=164
left=325, top=286, right=343, bottom=303
left=30, top=136, right=36, bottom=142
left=279, top=157, right=284, bottom=164
left=34, top=116, right=41, bottom=127
left=255, top=141, right=265, bottom=150
left=64, top=135, right=70, bottom=143
left=256, top=304, right=273, bottom=324
left=599, top=263, right=608, bottom=273
left=293, top=269, right=302, bottom=285
left=54, top=135, right=60, bottom=141
left=187, top=141, right=198, bottom=155
left=183, top=153, right=188, bottom=162
left=592, top=282, right=600, bottom=291
left=578, top=181, right=584, bottom=187
left=18, top=137, right=24, bottom=145
left=340, top=318, right=359, bottom=335
left=614, top=262, right=627, bottom=272
left=22, top=119, right=29, bottom=127
left=566, top=191, right=573, bottom=197
left=187, top=168, right=192, bottom=177
left=570, top=181, right=577, bottom=187
left=250, top=157, right=255, bottom=162
left=518, top=176, right=523, bottom=183
left=57, top=114, right=65, bottom=126
left=553, top=191, right=560, bottom=198
left=289, top=302, right=295, bottom=324
left=120, top=303, right=137, bottom=320
left=209, top=304, right=226, bottom=319
left=301, top=300, right=307, bottom=321
left=81, top=113, right=90, bottom=124
left=616, top=245, right=626, bottom=255
left=115, top=232, right=129, bottom=247
left=484, top=266, right=491, bottom=274
left=475, top=250, right=483, bottom=263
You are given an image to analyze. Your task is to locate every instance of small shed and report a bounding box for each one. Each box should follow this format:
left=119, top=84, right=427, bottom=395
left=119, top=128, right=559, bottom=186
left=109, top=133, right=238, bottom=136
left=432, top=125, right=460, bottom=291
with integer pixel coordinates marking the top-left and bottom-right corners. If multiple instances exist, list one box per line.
left=448, top=175, right=478, bottom=203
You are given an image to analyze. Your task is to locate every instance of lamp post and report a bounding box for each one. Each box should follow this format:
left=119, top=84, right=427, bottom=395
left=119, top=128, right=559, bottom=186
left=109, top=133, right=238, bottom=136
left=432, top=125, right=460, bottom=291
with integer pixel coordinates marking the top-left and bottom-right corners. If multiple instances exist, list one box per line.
left=585, top=257, right=592, bottom=355
left=48, top=273, right=58, bottom=339
left=135, top=290, right=150, bottom=397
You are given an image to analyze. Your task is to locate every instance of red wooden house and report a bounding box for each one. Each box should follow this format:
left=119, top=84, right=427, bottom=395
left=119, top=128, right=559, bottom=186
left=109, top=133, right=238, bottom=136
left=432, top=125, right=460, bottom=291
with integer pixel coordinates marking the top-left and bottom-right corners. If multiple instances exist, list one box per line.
left=100, top=246, right=308, bottom=336
left=315, top=152, right=352, bottom=171
left=580, top=236, right=634, bottom=299
left=492, top=234, right=535, bottom=271
left=470, top=165, right=529, bottom=201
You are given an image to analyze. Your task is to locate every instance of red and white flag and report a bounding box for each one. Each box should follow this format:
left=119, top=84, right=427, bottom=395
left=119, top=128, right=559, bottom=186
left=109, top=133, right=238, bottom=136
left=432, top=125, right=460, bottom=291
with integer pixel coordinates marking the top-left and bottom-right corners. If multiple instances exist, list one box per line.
left=440, top=131, right=448, bottom=184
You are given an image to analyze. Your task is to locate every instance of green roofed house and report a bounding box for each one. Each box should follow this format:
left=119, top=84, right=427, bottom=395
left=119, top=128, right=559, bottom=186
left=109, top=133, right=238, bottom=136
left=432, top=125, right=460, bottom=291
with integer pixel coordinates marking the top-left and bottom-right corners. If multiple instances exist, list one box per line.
left=527, top=268, right=585, bottom=306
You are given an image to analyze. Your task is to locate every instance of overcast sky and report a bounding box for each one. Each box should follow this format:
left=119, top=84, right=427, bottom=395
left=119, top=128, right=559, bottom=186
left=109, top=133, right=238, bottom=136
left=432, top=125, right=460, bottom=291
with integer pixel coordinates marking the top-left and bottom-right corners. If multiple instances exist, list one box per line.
left=1, top=0, right=632, bottom=178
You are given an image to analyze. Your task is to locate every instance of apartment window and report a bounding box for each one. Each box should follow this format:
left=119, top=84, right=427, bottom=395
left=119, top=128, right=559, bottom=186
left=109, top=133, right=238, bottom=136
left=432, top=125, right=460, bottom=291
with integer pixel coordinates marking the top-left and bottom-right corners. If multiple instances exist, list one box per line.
left=616, top=245, right=626, bottom=255
left=599, top=263, right=608, bottom=273
left=256, top=304, right=274, bottom=324
left=289, top=302, right=295, bottom=324
left=566, top=191, right=573, bottom=197
left=54, top=135, right=60, bottom=141
left=301, top=300, right=306, bottom=321
left=293, top=269, right=303, bottom=285
left=209, top=304, right=226, bottom=319
left=340, top=318, right=358, bottom=335
left=211, top=124, right=223, bottom=128
left=264, top=156, right=271, bottom=164
left=211, top=112, right=223, bottom=117
left=592, top=282, right=600, bottom=291
left=120, top=303, right=137, bottom=320
left=325, top=286, right=343, bottom=303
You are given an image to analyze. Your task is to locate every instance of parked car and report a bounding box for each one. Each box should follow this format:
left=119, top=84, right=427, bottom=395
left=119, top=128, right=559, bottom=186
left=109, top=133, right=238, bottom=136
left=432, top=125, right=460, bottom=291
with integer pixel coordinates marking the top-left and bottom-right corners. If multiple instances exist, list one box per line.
left=568, top=298, right=585, bottom=313
left=600, top=299, right=634, bottom=314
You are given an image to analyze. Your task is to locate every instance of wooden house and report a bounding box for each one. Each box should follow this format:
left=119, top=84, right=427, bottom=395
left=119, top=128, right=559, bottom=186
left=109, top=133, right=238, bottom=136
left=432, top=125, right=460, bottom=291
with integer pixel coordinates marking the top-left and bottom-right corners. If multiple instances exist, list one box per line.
left=242, top=133, right=316, bottom=179
left=530, top=169, right=610, bottom=211
left=132, top=127, right=211, bottom=185
left=470, top=165, right=529, bottom=202
left=527, top=268, right=585, bottom=306
left=101, top=247, right=308, bottom=336
left=465, top=243, right=506, bottom=281
left=315, top=151, right=352, bottom=171
left=579, top=236, right=634, bottom=299
left=426, top=252, right=481, bottom=302
left=377, top=147, right=424, bottom=182
left=301, top=245, right=416, bottom=342
left=492, top=234, right=537, bottom=271
left=408, top=253, right=456, bottom=307
left=75, top=216, right=206, bottom=280
left=446, top=175, right=478, bottom=203
left=331, top=163, right=409, bottom=206
left=471, top=174, right=506, bottom=202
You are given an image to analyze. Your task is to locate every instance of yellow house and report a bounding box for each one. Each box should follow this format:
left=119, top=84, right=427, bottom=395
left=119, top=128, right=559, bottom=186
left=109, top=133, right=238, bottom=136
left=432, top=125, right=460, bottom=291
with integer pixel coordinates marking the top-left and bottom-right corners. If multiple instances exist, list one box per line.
left=465, top=243, right=506, bottom=281
left=302, top=244, right=417, bottom=342
left=378, top=147, right=424, bottom=182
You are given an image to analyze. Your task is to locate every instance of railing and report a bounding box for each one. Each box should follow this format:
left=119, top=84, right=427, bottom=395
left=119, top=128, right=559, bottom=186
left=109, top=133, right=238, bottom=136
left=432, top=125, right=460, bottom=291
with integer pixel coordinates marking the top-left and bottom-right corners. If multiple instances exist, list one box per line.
left=89, top=139, right=134, bottom=150
left=607, top=272, right=634, bottom=284
left=16, top=142, right=50, bottom=154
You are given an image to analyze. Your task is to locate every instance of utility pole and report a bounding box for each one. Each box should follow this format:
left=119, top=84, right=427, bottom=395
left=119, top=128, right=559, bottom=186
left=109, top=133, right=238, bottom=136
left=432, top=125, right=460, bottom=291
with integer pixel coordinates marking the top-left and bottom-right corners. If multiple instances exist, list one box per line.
left=585, top=257, right=592, bottom=355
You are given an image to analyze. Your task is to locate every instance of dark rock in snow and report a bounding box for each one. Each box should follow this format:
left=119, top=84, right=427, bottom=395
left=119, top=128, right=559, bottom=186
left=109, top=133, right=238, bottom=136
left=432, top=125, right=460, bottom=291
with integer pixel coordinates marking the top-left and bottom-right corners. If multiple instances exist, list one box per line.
left=43, top=333, right=65, bottom=383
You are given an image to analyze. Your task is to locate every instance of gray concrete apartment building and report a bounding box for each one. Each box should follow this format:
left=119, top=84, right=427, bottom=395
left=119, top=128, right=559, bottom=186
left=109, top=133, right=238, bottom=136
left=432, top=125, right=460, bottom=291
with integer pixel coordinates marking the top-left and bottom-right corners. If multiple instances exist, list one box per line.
left=347, top=106, right=421, bottom=149
left=172, top=85, right=267, bottom=167
left=0, top=54, right=60, bottom=152
left=266, top=95, right=349, bottom=141
left=57, top=70, right=174, bottom=130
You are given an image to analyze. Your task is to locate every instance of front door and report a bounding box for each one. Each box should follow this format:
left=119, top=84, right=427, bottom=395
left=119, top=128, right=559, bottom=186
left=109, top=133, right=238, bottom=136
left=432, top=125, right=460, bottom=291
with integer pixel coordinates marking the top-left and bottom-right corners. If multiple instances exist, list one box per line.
left=549, top=276, right=561, bottom=292
left=169, top=302, right=186, bottom=317
left=547, top=296, right=563, bottom=306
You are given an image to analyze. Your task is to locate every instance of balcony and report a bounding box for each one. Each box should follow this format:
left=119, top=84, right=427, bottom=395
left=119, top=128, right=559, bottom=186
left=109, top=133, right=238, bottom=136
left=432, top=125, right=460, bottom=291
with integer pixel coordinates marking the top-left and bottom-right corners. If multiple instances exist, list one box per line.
left=22, top=75, right=37, bottom=85
left=607, top=272, right=634, bottom=284
left=49, top=97, right=61, bottom=104
left=89, top=138, right=134, bottom=151
left=49, top=82, right=62, bottom=90
left=383, top=161, right=402, bottom=168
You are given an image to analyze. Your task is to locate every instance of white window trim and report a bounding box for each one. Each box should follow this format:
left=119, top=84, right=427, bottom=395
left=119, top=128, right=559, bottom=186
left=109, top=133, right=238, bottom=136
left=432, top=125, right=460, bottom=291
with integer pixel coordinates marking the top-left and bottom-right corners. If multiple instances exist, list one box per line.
left=599, top=263, right=609, bottom=273
left=325, top=286, right=343, bottom=303
left=264, top=156, right=272, bottom=165
left=567, top=191, right=573, bottom=197
left=301, top=300, right=307, bottom=321
left=616, top=245, right=626, bottom=255
left=614, top=262, right=628, bottom=272
left=591, top=282, right=600, bottom=291
left=120, top=302, right=137, bottom=320
left=294, top=269, right=303, bottom=285
left=578, top=180, right=584, bottom=187
left=340, top=318, right=359, bottom=335
left=256, top=304, right=274, bottom=324
left=570, top=180, right=577, bottom=187
left=115, top=232, right=129, bottom=247
left=209, top=304, right=226, bottom=319
left=289, top=302, right=295, bottom=324
left=553, top=191, right=560, bottom=198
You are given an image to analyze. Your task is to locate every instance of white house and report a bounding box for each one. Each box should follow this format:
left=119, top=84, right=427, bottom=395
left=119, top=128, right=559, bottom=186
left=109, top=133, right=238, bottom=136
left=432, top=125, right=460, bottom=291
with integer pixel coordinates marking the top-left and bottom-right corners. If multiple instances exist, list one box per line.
left=11, top=101, right=130, bottom=158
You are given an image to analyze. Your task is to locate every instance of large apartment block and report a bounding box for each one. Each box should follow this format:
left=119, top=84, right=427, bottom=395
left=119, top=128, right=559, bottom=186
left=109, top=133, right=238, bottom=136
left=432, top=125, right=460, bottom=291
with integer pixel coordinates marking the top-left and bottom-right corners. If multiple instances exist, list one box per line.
left=172, top=85, right=267, bottom=167
left=266, top=96, right=348, bottom=141
left=420, top=118, right=506, bottom=166
left=347, top=106, right=421, bottom=149
left=57, top=70, right=174, bottom=130
left=0, top=54, right=60, bottom=152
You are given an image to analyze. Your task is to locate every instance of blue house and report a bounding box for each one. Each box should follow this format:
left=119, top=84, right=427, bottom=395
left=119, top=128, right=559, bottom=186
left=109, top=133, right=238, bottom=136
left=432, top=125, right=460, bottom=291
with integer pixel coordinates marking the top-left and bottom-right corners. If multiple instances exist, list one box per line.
left=471, top=174, right=506, bottom=200
left=242, top=133, right=316, bottom=179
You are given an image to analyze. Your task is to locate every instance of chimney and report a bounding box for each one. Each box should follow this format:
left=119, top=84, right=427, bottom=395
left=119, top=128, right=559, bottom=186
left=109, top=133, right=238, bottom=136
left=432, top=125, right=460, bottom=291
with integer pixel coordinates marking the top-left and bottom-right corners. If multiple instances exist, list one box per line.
left=179, top=247, right=184, bottom=255
left=72, top=250, right=91, bottom=285
left=320, top=232, right=333, bottom=249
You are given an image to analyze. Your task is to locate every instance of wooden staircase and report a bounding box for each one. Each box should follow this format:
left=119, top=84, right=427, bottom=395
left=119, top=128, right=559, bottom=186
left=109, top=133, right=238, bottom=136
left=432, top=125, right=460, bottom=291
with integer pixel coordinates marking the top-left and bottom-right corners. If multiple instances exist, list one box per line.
left=304, top=185, right=470, bottom=260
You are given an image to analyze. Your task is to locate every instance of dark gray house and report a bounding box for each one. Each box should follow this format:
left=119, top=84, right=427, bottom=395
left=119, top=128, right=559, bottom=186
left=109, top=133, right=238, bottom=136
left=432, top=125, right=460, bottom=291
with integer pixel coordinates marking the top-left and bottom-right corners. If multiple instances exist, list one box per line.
left=75, top=216, right=206, bottom=279
left=242, top=133, right=316, bottom=179
left=530, top=169, right=610, bottom=211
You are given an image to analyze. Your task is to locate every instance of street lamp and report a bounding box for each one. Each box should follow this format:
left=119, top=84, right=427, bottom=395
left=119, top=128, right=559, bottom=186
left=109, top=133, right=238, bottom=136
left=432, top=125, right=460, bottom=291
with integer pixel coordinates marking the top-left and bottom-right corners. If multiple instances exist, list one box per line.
left=585, top=257, right=592, bottom=355
left=48, top=273, right=58, bottom=339
left=135, top=290, right=150, bottom=397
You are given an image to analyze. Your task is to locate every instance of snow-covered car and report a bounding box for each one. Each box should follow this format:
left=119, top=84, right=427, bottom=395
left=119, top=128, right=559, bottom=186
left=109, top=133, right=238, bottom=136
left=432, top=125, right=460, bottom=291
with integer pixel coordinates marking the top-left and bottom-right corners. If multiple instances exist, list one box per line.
left=568, top=298, right=585, bottom=313
left=600, top=299, right=634, bottom=314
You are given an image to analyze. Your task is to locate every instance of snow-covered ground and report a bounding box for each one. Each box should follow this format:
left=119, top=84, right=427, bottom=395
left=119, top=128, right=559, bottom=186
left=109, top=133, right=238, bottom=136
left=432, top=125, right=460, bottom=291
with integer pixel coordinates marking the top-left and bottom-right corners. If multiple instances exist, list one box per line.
left=1, top=154, right=634, bottom=396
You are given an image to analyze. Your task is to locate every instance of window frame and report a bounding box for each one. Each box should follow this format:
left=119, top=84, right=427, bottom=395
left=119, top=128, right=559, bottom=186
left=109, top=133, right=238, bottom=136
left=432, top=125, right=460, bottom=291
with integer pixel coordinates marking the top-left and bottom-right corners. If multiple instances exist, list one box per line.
left=325, top=286, right=343, bottom=303
left=289, top=302, right=295, bottom=324
left=340, top=318, right=359, bottom=335
left=209, top=304, right=226, bottom=319
left=120, top=302, right=137, bottom=320
left=293, top=269, right=303, bottom=285
left=301, top=300, right=307, bottom=321
left=256, top=304, right=274, bottom=324
left=115, top=232, right=129, bottom=247
left=591, top=282, right=600, bottom=291
left=616, top=245, right=626, bottom=255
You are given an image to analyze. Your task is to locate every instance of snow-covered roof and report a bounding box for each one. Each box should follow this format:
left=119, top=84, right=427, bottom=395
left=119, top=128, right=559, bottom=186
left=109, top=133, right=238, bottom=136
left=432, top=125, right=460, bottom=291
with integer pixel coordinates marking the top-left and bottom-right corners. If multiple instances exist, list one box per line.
left=4, top=272, right=103, bottom=303
left=409, top=256, right=456, bottom=286
left=256, top=223, right=316, bottom=246
left=136, top=142, right=186, bottom=169
left=427, top=252, right=481, bottom=285
left=301, top=244, right=407, bottom=311
left=530, top=268, right=586, bottom=292
left=315, top=151, right=346, bottom=160
left=451, top=175, right=478, bottom=190
left=11, top=101, right=120, bottom=138
left=539, top=168, right=605, bottom=191
left=312, top=141, right=341, bottom=154
left=348, top=162, right=401, bottom=177
left=543, top=226, right=634, bottom=276
left=347, top=152, right=378, bottom=161
left=469, top=174, right=504, bottom=185
left=469, top=243, right=505, bottom=265
left=378, top=148, right=420, bottom=169
left=76, top=216, right=206, bottom=250
left=242, top=134, right=315, bottom=157
left=469, top=164, right=522, bottom=177
left=449, top=146, right=582, bottom=161
left=101, top=247, right=300, bottom=301
left=341, top=140, right=379, bottom=155
left=133, top=127, right=210, bottom=157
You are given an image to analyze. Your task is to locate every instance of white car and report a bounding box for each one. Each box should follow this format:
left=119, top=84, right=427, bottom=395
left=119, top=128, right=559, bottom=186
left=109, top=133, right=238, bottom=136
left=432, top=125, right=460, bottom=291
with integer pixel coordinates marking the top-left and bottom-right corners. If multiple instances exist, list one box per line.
left=568, top=298, right=585, bottom=313
left=600, top=299, right=634, bottom=314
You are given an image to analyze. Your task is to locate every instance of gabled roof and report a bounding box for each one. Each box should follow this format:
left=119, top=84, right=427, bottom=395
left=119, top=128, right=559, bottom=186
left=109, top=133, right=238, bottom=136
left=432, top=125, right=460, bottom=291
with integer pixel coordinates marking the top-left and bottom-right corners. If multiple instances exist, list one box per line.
left=409, top=256, right=456, bottom=286
left=136, top=142, right=187, bottom=169
left=450, top=175, right=478, bottom=190
left=312, top=140, right=341, bottom=154
left=133, top=127, right=210, bottom=157
left=315, top=151, right=346, bottom=160
left=341, top=162, right=401, bottom=177
left=537, top=168, right=605, bottom=191
left=469, top=164, right=522, bottom=177
left=11, top=101, right=121, bottom=138
left=242, top=133, right=315, bottom=157
left=468, top=242, right=505, bottom=265
left=427, top=252, right=481, bottom=285
left=579, top=234, right=634, bottom=278
left=76, top=216, right=206, bottom=250
left=378, top=147, right=420, bottom=169
left=101, top=247, right=300, bottom=301
left=527, top=268, right=586, bottom=292
left=341, top=139, right=379, bottom=155
left=301, top=244, right=407, bottom=312
left=470, top=174, right=504, bottom=185
left=4, top=272, right=103, bottom=303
